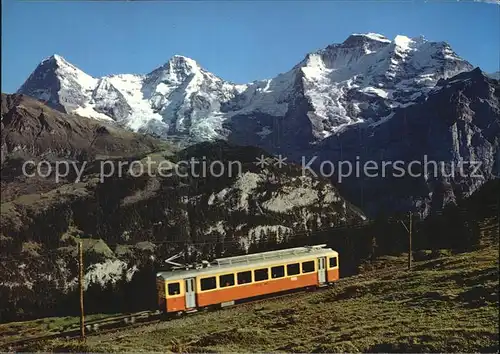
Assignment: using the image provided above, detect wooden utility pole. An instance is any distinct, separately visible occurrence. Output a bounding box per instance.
[408,212,413,270]
[78,241,85,341]
[399,212,413,270]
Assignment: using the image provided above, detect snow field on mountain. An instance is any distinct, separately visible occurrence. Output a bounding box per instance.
[18,33,473,142]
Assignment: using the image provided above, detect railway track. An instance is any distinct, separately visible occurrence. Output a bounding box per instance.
[2,265,406,349]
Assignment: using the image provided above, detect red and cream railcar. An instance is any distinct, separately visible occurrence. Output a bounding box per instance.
[156,244,339,313]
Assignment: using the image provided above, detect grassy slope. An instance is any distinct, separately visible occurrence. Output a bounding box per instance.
[11,245,498,353]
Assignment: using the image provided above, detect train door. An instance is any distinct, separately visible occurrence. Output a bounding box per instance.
[185,278,196,309]
[318,257,326,284]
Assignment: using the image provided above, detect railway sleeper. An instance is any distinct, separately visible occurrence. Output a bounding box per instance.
[85,323,100,332]
[123,316,136,325]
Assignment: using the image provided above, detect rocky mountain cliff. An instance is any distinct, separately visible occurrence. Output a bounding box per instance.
[312,68,500,216]
[1,93,163,201]
[1,93,160,163]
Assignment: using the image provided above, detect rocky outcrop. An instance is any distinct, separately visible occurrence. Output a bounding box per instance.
[1,93,160,163]
[313,68,499,217]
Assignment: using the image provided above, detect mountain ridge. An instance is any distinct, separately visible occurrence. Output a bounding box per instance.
[14,33,499,217]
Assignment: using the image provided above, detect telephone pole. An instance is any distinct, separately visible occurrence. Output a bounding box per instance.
[78,241,85,341]
[408,212,412,270]
[400,211,413,270]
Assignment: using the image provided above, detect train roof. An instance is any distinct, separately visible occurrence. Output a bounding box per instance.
[157,245,338,281]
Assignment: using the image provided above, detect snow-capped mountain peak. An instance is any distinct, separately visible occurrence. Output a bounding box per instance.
[18,53,99,115]
[18,33,474,143]
[148,55,203,86]
[39,54,73,68]
[168,55,201,70]
[294,33,473,137]
[40,54,97,88]
[41,54,65,65]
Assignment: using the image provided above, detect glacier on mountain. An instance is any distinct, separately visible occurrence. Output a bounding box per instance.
[18,33,473,144]
[11,33,500,219]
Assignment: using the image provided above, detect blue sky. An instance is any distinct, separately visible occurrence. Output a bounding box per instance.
[2,0,499,93]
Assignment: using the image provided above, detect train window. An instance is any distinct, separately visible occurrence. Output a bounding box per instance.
[287,263,300,276]
[237,271,252,285]
[254,268,269,282]
[302,260,315,273]
[200,276,217,291]
[329,257,338,268]
[219,273,235,288]
[271,265,285,278]
[167,282,180,296]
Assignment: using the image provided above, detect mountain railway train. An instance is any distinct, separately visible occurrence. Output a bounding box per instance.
[156,245,339,314]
